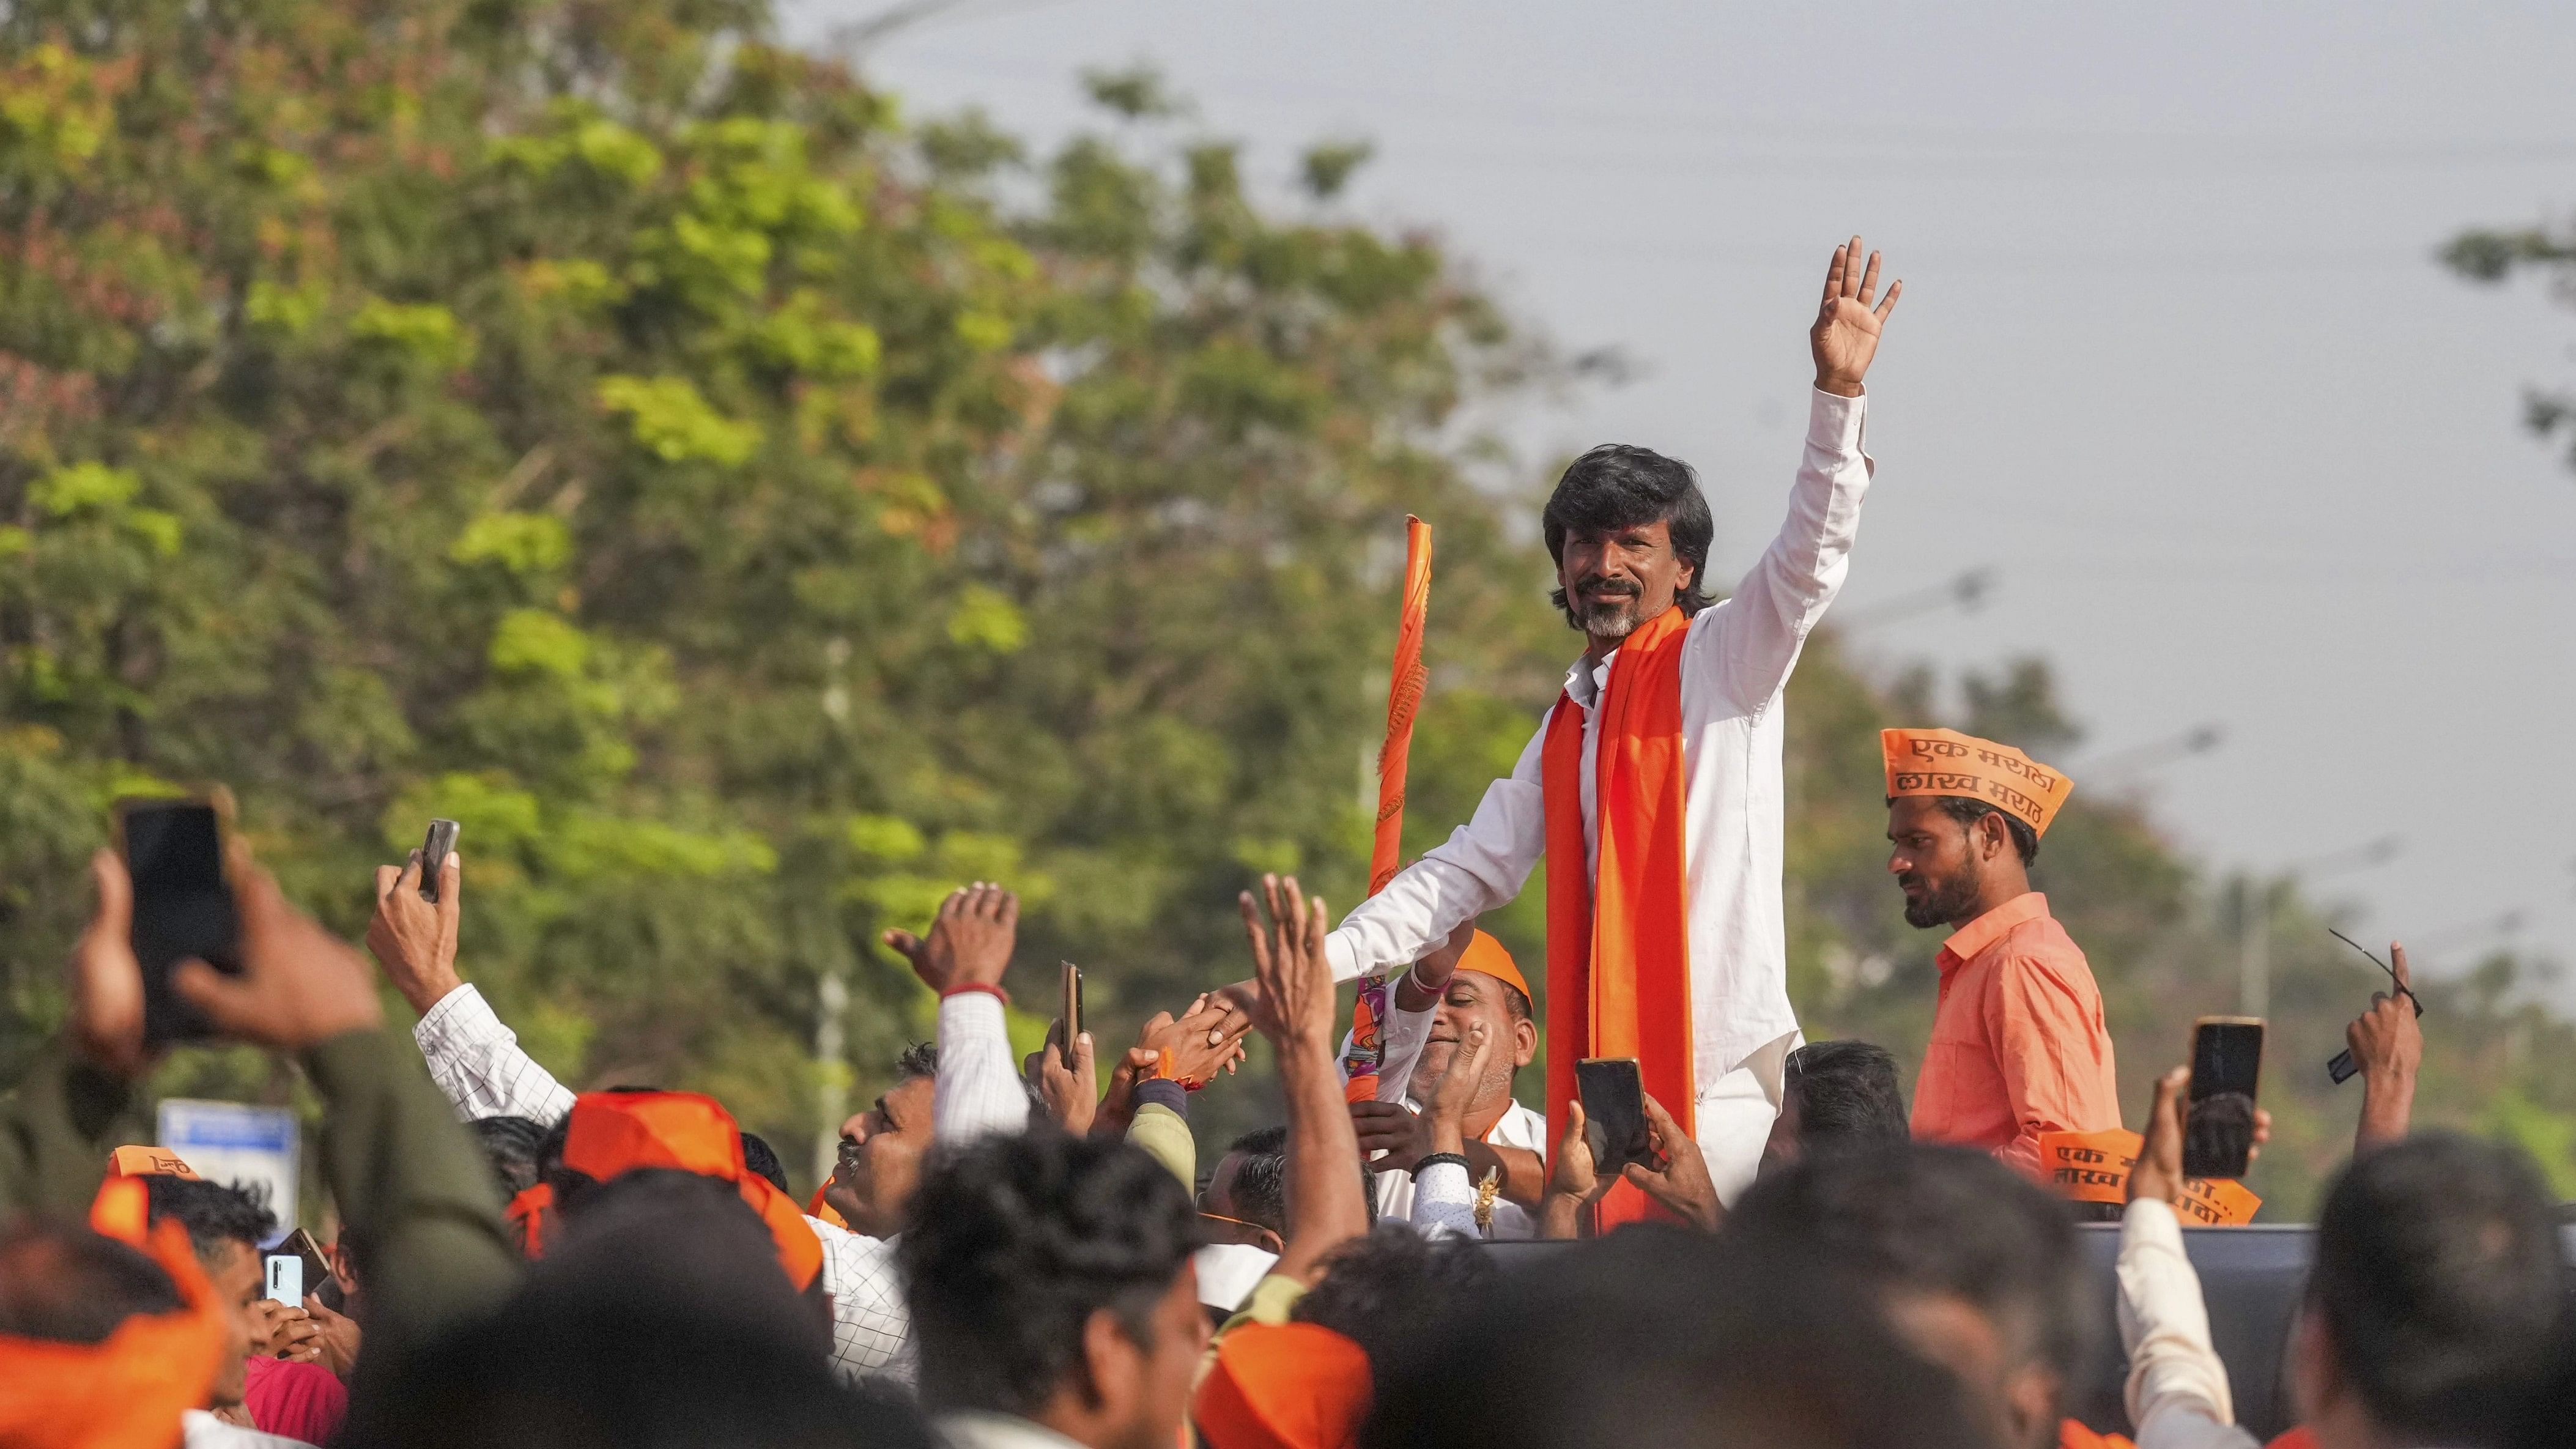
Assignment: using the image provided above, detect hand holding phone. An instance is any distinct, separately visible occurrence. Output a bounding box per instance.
[265,1253,303,1306]
[417,819,460,902]
[1576,1058,1653,1177]
[1058,962,1084,1070]
[2182,1017,2264,1180]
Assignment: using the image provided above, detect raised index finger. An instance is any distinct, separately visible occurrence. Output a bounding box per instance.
[2388,941,2411,995]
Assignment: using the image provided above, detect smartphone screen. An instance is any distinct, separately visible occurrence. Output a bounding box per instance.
[2183,1018,2265,1179]
[418,819,460,902]
[122,800,242,1045]
[1576,1057,1650,1176]
[265,1253,302,1305]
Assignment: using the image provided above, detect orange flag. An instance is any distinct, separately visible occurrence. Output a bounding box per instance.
[1343,517,1433,1103]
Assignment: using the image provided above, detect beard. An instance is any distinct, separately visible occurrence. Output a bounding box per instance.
[1567,579,1647,639]
[1900,862,1985,929]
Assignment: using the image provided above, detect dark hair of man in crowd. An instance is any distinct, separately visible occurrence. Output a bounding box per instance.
[1291,1222,1498,1371]
[0,1217,185,1344]
[145,1176,277,1262]
[1728,1144,2090,1447]
[1930,795,2041,865]
[1541,445,1717,624]
[2308,1132,2569,1448]
[738,1132,791,1197]
[344,1169,924,1449]
[1783,1041,1910,1155]
[898,1129,1199,1418]
[1365,1225,1993,1449]
[469,1114,548,1198]
[896,1040,939,1080]
[1222,1126,1289,1234]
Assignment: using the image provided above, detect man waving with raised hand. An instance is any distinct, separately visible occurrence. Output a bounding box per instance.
[1322,238,1901,1223]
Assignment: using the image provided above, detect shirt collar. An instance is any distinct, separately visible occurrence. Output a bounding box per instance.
[1563,650,1617,709]
[1938,892,2051,968]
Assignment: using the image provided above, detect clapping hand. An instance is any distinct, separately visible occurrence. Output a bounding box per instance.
[1421,1021,1493,1157]
[1810,235,1901,398]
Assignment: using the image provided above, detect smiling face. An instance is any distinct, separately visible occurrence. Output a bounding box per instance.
[1555,519,1693,646]
[202,1239,261,1407]
[827,1072,936,1237]
[1412,970,1538,1114]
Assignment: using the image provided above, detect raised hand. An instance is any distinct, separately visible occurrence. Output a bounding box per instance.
[366,848,462,1016]
[2133,1066,2276,1205]
[1810,235,1901,398]
[68,850,149,1078]
[883,882,1019,993]
[176,865,384,1051]
[1394,920,1478,1012]
[1423,1021,1493,1156]
[1620,1093,1722,1231]
[302,1292,361,1379]
[1140,993,1252,1087]
[1238,874,1332,1053]
[1024,1018,1098,1134]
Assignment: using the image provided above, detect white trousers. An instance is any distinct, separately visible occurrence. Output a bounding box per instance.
[1694,1030,1799,1207]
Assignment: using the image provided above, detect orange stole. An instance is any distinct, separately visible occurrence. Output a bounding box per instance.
[1543,604,1697,1230]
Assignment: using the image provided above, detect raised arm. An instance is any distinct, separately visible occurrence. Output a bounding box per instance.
[1695,237,1894,710]
[1244,875,1372,1284]
[884,883,1031,1144]
[1322,723,1548,984]
[2120,1069,2260,1449]
[2348,942,2422,1153]
[369,852,575,1125]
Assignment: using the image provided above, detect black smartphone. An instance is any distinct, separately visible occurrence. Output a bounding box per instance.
[275,1227,332,1303]
[1058,962,1084,1070]
[118,798,243,1047]
[418,818,461,902]
[2184,1017,2265,1180]
[1577,1056,1651,1176]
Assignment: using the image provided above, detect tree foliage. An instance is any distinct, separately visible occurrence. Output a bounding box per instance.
[2445,216,2576,474]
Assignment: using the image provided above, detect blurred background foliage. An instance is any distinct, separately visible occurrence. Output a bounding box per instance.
[0,0,2564,1216]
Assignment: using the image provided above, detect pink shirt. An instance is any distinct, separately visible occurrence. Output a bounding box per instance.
[243,1355,344,1447]
[1910,892,2122,1177]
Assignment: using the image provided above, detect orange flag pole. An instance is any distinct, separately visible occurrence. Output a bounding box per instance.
[1343,516,1433,1102]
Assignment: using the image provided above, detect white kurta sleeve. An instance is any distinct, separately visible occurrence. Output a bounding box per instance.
[1323,719,1550,983]
[931,991,1030,1144]
[2119,1199,2259,1449]
[1692,388,1872,716]
[410,984,577,1126]
[1407,1158,1481,1239]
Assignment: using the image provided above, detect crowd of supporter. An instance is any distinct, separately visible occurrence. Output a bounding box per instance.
[0,841,2561,1449]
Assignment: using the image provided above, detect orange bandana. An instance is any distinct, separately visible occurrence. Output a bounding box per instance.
[1881,728,2073,837]
[1194,1322,1372,1449]
[561,1092,823,1291]
[804,1185,849,1231]
[0,1210,228,1449]
[1544,604,1697,1231]
[2036,1129,2262,1226]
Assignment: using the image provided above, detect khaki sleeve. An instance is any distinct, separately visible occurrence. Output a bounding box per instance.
[0,1041,141,1218]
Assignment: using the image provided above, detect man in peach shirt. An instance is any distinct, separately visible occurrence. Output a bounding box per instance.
[1881,728,2120,1180]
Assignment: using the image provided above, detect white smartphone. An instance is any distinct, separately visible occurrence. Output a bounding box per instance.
[265,1253,302,1305]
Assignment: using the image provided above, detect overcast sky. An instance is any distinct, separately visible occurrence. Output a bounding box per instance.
[783,1,2576,1006]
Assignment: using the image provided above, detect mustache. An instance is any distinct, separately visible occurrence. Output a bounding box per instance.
[1576,577,1641,598]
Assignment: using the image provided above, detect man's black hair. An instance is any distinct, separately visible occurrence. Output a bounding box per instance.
[0,1218,185,1343]
[1220,1127,1290,1234]
[469,1114,549,1197]
[2309,1132,2569,1448]
[895,1042,939,1080]
[144,1175,277,1262]
[1926,795,2041,865]
[738,1132,791,1196]
[1541,444,1717,625]
[899,1129,1198,1418]
[1728,1144,2090,1382]
[1365,1225,1993,1449]
[344,1168,927,1449]
[1782,1041,1909,1155]
[1292,1222,1498,1370]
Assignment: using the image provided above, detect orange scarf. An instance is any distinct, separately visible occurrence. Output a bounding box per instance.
[1543,603,1697,1231]
[0,1187,228,1449]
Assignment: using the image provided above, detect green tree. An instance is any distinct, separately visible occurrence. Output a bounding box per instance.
[2444,217,2576,475]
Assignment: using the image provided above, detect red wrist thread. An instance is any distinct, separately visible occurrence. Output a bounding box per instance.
[939,982,1010,1006]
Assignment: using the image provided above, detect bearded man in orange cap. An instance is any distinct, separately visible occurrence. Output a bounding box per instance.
[1881,728,2120,1178]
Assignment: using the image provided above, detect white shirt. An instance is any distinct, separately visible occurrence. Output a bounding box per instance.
[936,1412,1089,1449]
[2117,1199,2258,1449]
[1323,388,1873,1094]
[182,1411,311,1449]
[410,982,1029,1384]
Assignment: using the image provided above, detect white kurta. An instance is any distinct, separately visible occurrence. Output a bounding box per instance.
[1323,387,1872,1187]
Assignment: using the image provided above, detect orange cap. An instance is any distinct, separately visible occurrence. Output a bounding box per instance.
[1881,728,2073,838]
[1193,1322,1372,1449]
[103,1146,198,1181]
[0,1215,228,1449]
[561,1091,823,1291]
[1456,930,1530,1004]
